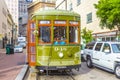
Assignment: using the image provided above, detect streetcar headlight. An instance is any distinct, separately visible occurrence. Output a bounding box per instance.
[59,52,64,58]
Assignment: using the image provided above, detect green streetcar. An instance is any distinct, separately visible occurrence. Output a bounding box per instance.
[27,9,81,71]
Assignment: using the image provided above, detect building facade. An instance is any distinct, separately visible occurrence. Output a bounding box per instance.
[19,0,32,18]
[5,0,19,45]
[5,0,19,27]
[56,0,117,41]
[19,0,32,37]
[28,0,56,19]
[0,0,14,48]
[19,13,28,37]
[18,0,55,37]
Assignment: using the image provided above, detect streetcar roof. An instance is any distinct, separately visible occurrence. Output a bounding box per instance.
[32,9,80,18]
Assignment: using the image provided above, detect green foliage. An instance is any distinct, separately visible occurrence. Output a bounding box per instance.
[81,27,93,44]
[94,0,120,30]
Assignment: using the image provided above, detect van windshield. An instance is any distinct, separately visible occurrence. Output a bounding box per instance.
[111,44,120,53]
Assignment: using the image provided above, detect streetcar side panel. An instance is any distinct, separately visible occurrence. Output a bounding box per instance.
[36,45,80,66]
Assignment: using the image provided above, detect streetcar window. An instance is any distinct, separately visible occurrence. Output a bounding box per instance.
[69,27,78,43]
[30,22,35,29]
[39,26,51,43]
[54,26,66,44]
[31,30,35,42]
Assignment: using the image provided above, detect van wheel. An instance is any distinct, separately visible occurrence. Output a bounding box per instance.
[115,64,120,79]
[86,57,93,68]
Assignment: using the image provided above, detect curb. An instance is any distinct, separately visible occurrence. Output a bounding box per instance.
[15,65,28,80]
[0,65,23,73]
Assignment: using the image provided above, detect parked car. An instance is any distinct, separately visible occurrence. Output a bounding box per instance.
[18,41,26,48]
[14,45,23,53]
[83,41,120,79]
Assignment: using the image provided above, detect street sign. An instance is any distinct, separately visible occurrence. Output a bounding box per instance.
[0,34,2,36]
[0,34,3,39]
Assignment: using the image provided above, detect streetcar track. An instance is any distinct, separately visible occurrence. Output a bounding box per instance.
[22,63,120,80]
[65,70,76,80]
[36,70,76,80]
[36,72,40,80]
[25,67,76,80]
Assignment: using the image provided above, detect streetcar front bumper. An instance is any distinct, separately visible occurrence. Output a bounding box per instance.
[36,64,81,71]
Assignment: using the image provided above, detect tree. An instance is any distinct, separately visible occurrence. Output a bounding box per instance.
[94,0,120,36]
[81,27,93,44]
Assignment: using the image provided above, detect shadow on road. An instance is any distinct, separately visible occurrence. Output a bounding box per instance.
[72,62,92,75]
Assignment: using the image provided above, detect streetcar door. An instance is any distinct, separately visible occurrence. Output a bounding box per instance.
[27,20,36,66]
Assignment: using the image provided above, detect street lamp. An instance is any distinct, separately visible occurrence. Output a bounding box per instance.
[11,23,16,45]
[11,28,13,45]
[8,32,10,44]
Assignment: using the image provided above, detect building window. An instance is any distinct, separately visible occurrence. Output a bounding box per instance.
[77,0,81,6]
[2,22,6,30]
[87,12,92,24]
[111,37,116,41]
[69,3,73,11]
[106,37,110,41]
[102,37,105,41]
[26,0,32,2]
[101,36,116,41]
[42,0,50,2]
[2,8,7,17]
[42,0,45,2]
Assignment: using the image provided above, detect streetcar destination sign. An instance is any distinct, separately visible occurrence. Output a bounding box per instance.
[54,21,66,24]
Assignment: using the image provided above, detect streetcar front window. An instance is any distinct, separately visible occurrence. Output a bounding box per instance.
[39,26,51,43]
[54,26,66,45]
[69,26,78,43]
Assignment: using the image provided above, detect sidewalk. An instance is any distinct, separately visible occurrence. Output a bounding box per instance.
[0,49,26,80]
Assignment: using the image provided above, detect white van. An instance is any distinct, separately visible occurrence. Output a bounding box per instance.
[83,41,120,79]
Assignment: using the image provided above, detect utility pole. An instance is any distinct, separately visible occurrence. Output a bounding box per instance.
[65,0,67,10]
[55,0,67,10]
[11,26,13,45]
